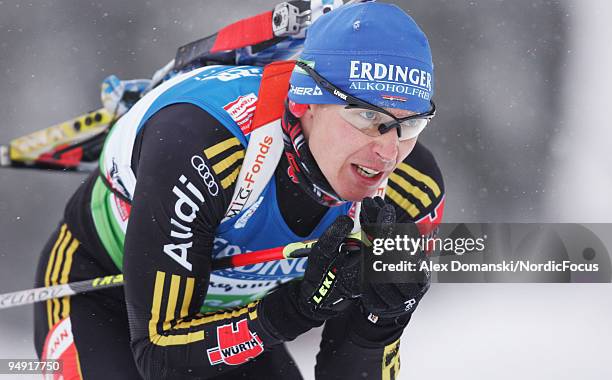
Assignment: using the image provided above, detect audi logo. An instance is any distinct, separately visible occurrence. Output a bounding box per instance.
[191,155,219,196]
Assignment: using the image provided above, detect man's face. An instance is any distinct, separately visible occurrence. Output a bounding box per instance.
[300,104,419,201]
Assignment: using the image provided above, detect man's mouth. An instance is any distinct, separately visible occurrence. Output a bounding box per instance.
[353,164,383,179]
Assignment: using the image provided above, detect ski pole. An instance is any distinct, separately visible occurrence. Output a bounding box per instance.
[0,232,362,310]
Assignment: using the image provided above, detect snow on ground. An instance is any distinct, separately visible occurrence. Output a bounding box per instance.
[0,284,611,379]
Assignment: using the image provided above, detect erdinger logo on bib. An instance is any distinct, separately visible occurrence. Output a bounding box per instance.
[207,318,264,366]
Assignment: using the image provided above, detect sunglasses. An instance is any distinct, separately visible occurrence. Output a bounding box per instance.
[295,61,436,141]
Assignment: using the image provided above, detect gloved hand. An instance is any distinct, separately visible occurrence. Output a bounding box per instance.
[295,215,362,320]
[359,196,430,323]
[259,215,362,341]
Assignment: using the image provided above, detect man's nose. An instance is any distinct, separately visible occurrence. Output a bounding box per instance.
[372,129,399,163]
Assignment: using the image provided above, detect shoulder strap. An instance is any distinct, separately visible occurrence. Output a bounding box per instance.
[222,61,295,222]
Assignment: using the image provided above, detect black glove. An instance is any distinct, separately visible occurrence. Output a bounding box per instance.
[259,215,362,341]
[296,215,362,320]
[359,197,430,323]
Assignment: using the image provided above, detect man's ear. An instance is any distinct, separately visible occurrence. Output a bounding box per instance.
[288,100,309,117]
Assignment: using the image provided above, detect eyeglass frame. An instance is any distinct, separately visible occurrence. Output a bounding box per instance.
[295,60,436,139]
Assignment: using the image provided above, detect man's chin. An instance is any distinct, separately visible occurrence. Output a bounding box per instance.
[335,186,381,202]
[331,171,389,202]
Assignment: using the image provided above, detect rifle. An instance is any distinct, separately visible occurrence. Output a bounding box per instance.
[0,1,357,172]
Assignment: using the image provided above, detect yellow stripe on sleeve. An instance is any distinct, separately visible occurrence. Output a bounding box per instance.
[51,231,71,283]
[397,163,441,197]
[59,239,79,284]
[163,275,181,331]
[45,224,67,329]
[155,331,205,346]
[149,271,205,347]
[382,339,401,380]
[386,187,420,218]
[221,166,241,189]
[52,231,72,325]
[45,225,67,287]
[204,137,240,160]
[149,271,165,344]
[248,306,258,320]
[180,277,195,319]
[389,172,432,208]
[175,301,259,329]
[212,150,245,175]
[60,238,79,319]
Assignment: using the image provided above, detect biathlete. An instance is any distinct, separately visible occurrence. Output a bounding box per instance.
[34,3,445,379]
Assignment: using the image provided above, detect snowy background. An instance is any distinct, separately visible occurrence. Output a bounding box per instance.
[1,0,611,379]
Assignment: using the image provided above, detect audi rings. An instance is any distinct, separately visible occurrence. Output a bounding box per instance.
[191,155,219,196]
